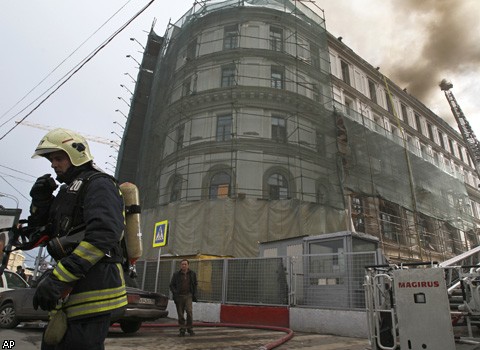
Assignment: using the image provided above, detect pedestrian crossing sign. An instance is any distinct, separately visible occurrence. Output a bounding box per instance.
[153,220,168,247]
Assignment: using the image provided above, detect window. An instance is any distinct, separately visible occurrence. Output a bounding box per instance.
[466,227,477,250]
[448,138,455,155]
[176,124,185,151]
[310,43,320,68]
[209,172,230,199]
[271,66,284,89]
[4,271,28,289]
[415,113,422,134]
[352,196,365,233]
[445,223,459,254]
[433,151,440,167]
[444,157,453,174]
[465,170,471,186]
[368,80,377,103]
[379,200,402,243]
[186,38,197,60]
[340,60,350,85]
[385,91,394,114]
[170,176,182,202]
[268,173,288,199]
[472,201,480,219]
[373,114,383,132]
[391,125,399,138]
[427,122,434,141]
[221,64,236,87]
[269,26,283,51]
[223,24,238,50]
[344,96,355,116]
[458,145,464,162]
[401,104,408,124]
[406,133,416,153]
[216,115,232,141]
[438,130,445,149]
[271,116,286,142]
[417,214,437,251]
[420,142,429,159]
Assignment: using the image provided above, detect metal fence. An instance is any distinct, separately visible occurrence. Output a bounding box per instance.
[135,251,378,310]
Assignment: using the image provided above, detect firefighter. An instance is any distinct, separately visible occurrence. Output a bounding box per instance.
[29,128,127,350]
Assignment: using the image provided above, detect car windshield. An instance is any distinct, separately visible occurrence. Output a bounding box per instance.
[5,271,29,288]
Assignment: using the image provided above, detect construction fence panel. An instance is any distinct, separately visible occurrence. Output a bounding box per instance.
[225,257,289,306]
[292,252,376,309]
[137,252,378,310]
[190,258,225,302]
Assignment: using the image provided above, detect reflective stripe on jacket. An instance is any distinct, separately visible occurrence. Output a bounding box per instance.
[62,263,127,319]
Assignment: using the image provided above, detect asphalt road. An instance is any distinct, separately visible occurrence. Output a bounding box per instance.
[3,321,480,350]
[1,321,371,350]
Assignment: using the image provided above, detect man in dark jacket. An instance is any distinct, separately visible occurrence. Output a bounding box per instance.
[169,259,198,336]
[29,128,127,350]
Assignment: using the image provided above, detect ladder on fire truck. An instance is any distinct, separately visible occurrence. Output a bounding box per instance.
[439,79,480,179]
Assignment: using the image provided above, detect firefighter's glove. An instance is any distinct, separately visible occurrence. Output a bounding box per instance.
[33,275,69,311]
[30,174,58,207]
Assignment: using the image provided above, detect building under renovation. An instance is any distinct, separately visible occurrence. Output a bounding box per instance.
[116,0,480,264]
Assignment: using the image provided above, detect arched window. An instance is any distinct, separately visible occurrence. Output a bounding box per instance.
[209,172,231,199]
[170,176,182,202]
[267,173,288,199]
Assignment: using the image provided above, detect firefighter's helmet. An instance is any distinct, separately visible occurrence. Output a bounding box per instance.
[32,128,93,166]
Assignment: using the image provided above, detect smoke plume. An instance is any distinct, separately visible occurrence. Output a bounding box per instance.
[387,0,480,104]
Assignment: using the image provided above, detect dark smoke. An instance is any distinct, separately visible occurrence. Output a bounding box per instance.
[387,0,480,104]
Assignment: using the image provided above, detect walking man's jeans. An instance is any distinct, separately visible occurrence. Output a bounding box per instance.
[175,293,193,333]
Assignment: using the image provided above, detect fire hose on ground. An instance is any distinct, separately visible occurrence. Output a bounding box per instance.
[111,321,294,350]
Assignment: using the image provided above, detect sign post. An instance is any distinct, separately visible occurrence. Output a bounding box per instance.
[153,220,168,292]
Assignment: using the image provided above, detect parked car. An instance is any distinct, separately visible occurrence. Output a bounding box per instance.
[0,272,168,333]
[114,285,170,333]
[0,269,29,293]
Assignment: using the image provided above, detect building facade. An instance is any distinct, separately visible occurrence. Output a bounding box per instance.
[117,0,480,263]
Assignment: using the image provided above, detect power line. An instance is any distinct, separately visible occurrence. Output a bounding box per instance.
[0,0,156,140]
[0,172,32,184]
[16,121,114,145]
[0,175,30,201]
[0,0,134,127]
[0,164,37,179]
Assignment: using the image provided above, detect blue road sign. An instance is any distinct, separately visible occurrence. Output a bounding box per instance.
[153,220,168,247]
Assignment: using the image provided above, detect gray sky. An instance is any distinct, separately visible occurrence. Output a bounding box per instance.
[0,0,479,229]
